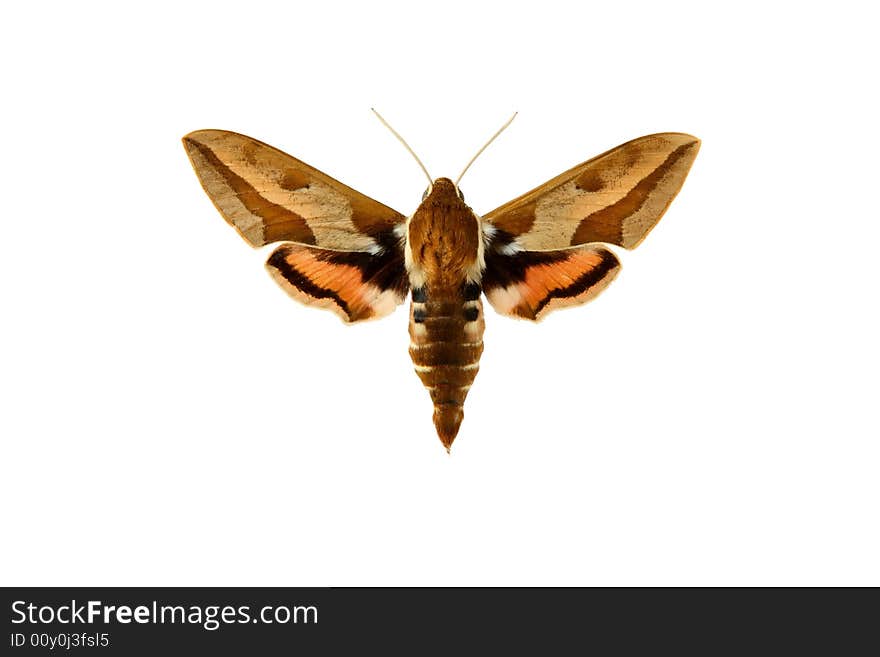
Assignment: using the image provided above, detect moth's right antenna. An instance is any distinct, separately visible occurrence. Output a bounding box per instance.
[455,112,518,188]
[371,108,433,187]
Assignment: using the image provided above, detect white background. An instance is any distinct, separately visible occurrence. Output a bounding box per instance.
[2,1,877,586]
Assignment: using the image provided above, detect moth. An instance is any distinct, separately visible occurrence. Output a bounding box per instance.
[182,115,699,450]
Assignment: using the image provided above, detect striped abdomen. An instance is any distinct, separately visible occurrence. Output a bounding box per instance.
[409,283,484,450]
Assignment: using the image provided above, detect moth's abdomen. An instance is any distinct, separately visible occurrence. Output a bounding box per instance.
[408,286,485,450]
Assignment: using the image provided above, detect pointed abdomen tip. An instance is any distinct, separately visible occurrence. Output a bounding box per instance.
[433,405,463,451]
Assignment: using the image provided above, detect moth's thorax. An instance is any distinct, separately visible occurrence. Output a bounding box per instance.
[405,178,482,289]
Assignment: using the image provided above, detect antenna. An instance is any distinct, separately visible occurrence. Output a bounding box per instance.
[454,112,518,187]
[371,108,433,186]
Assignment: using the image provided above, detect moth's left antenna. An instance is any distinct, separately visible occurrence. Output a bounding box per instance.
[371,108,433,186]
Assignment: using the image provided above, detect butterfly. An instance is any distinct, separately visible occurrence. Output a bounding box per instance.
[182,117,699,450]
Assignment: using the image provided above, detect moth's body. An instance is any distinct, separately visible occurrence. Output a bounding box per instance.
[406,178,485,447]
[183,127,700,451]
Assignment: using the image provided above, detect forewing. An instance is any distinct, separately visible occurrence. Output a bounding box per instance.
[183,129,405,251]
[483,133,700,250]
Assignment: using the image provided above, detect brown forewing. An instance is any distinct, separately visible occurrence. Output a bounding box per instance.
[483,133,700,250]
[183,129,405,251]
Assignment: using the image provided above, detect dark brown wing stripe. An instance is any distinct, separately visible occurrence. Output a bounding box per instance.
[184,130,408,253]
[570,142,695,247]
[184,138,316,246]
[483,133,699,252]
